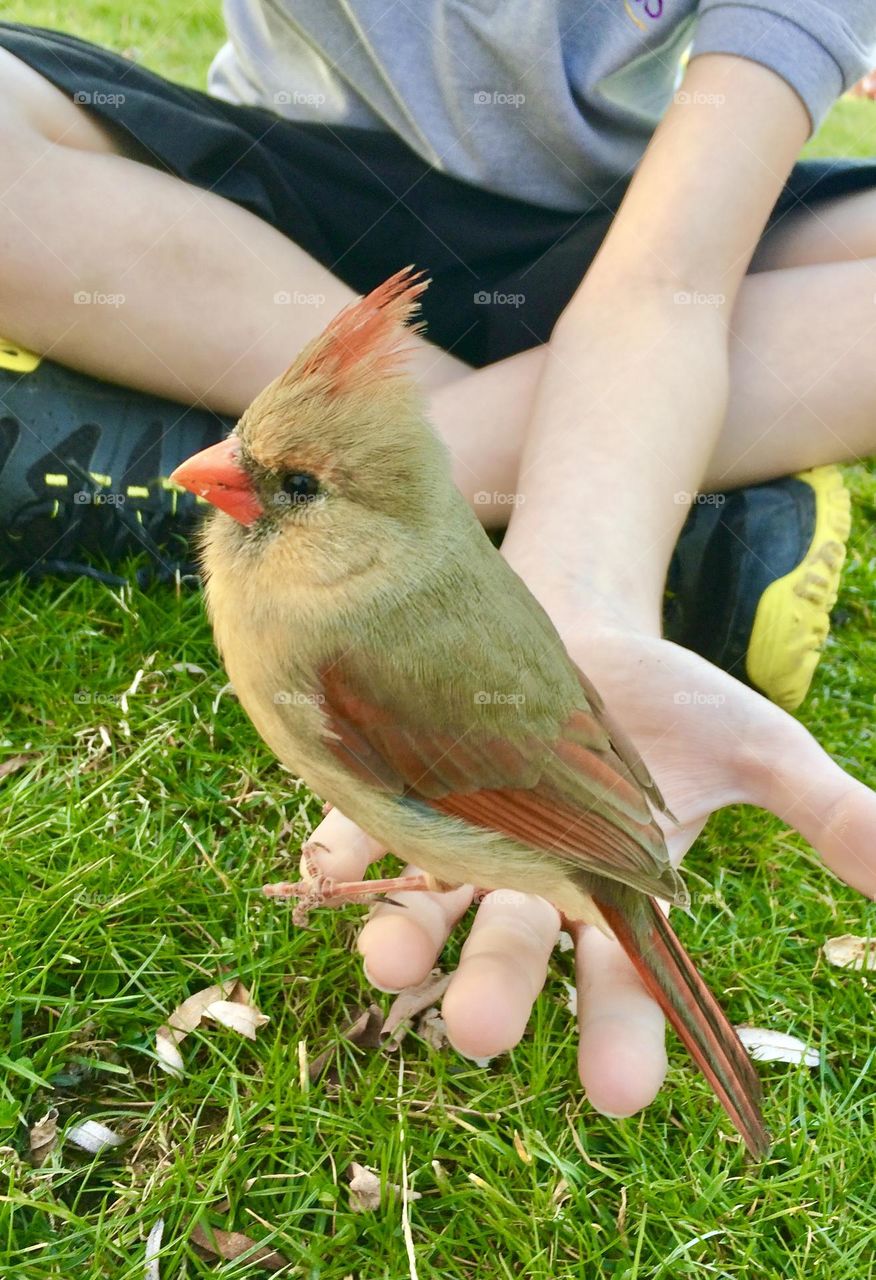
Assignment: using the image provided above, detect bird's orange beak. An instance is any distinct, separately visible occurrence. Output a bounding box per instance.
[170,436,264,526]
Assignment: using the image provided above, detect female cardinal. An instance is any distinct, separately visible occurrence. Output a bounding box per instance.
[171,266,768,1158]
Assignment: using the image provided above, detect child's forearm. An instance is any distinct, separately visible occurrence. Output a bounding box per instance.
[499,55,809,634]
[500,289,729,634]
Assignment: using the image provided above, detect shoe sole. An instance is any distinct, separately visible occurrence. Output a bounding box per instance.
[745,466,851,711]
[0,336,40,373]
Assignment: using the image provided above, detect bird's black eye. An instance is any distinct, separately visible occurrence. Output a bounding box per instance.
[278,471,321,507]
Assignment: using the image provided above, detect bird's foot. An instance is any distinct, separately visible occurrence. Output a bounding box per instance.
[262,871,435,924]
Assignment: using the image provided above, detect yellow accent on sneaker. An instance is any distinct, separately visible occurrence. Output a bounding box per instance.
[45,473,69,488]
[0,337,41,373]
[745,466,851,712]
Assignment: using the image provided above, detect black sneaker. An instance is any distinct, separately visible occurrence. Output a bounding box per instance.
[0,338,851,711]
[0,338,232,586]
[664,468,851,711]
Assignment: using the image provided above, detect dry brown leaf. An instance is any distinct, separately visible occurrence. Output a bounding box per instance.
[383,970,451,1039]
[202,1000,270,1040]
[345,1003,385,1048]
[67,1119,125,1154]
[155,1033,185,1077]
[308,1003,384,1083]
[29,1108,58,1167]
[0,753,38,781]
[348,1162,382,1213]
[735,1026,819,1066]
[347,1161,422,1213]
[417,1007,449,1051]
[190,1223,287,1272]
[166,980,238,1035]
[823,934,876,971]
[157,979,263,1075]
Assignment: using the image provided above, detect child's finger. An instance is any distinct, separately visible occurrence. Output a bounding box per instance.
[300,806,387,881]
[356,864,473,991]
[573,921,668,1117]
[441,890,560,1059]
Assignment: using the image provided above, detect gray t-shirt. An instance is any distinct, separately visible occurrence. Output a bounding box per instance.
[208,1,876,212]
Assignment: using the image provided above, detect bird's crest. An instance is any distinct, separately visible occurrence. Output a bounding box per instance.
[284,266,430,394]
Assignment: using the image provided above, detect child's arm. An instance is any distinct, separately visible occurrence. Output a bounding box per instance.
[501,53,810,633]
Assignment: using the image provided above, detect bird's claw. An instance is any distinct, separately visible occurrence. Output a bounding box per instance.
[262,871,437,924]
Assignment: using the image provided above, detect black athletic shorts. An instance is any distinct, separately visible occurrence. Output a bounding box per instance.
[3,21,876,367]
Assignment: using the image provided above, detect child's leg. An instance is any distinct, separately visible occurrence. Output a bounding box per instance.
[0,46,466,413]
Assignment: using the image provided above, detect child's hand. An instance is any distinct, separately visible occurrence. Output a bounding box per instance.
[298,624,876,1118]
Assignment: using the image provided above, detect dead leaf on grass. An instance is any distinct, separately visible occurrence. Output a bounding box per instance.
[202,1000,269,1040]
[190,1222,288,1272]
[735,1026,819,1066]
[29,1108,58,1166]
[157,979,267,1075]
[348,1162,382,1212]
[383,970,451,1041]
[308,1003,384,1083]
[823,934,876,971]
[0,753,39,781]
[67,1119,125,1154]
[348,1162,422,1213]
[416,1007,449,1051]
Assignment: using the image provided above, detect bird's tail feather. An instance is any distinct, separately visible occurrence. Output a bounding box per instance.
[594,892,769,1159]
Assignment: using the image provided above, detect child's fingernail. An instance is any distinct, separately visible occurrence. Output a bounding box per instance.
[362,957,402,994]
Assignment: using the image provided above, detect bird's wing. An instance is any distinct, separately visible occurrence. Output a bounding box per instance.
[316,601,683,903]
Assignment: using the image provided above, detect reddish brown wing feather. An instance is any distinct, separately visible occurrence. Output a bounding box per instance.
[574,665,675,819]
[596,894,769,1157]
[319,662,683,902]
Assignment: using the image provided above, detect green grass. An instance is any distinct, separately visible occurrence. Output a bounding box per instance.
[3,6,876,1277]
